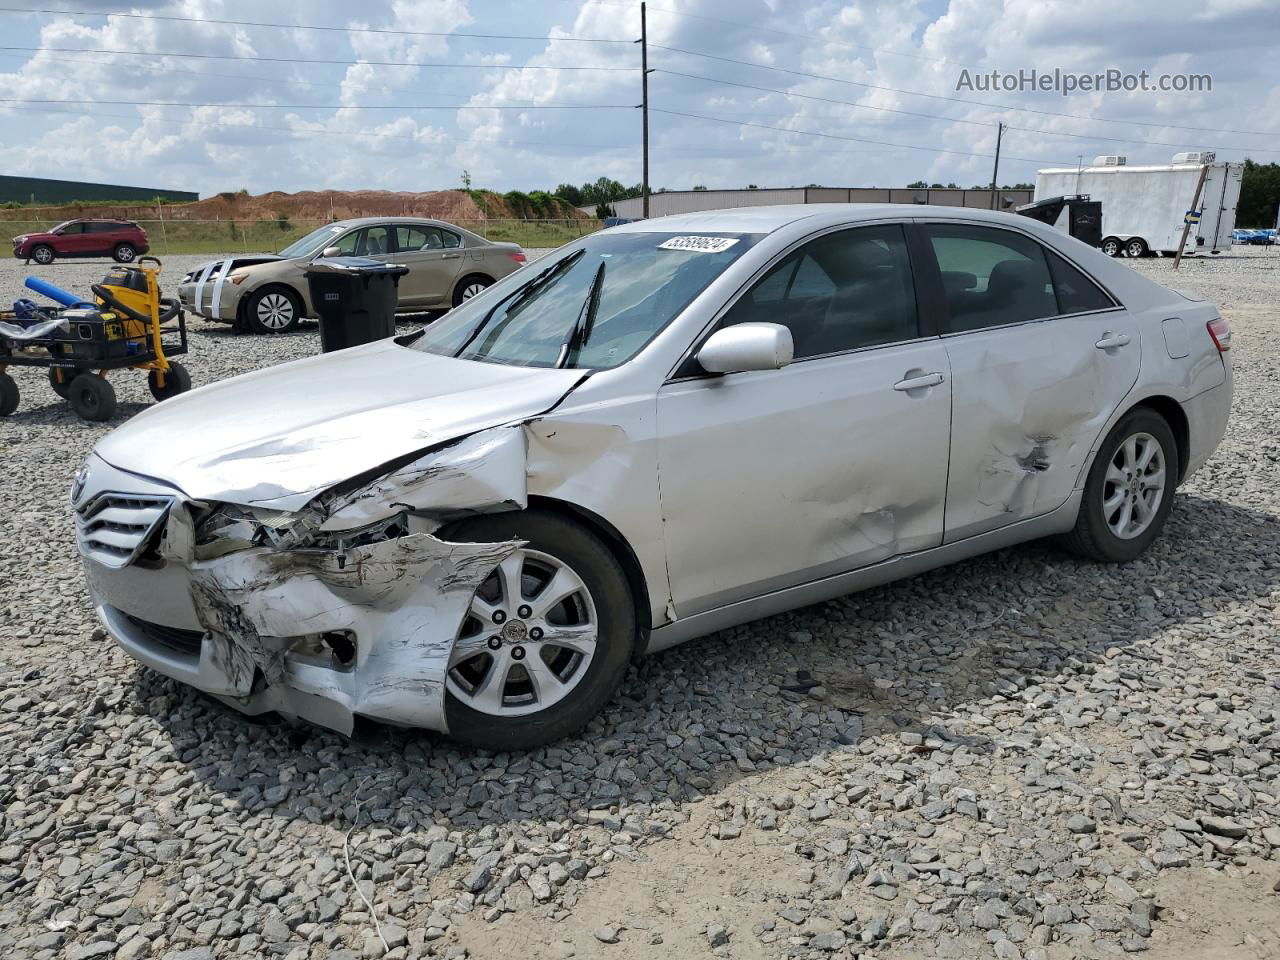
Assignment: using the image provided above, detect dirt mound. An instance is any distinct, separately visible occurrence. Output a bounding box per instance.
[0,189,584,223]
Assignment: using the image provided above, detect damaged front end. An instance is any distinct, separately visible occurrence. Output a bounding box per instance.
[82,427,530,736]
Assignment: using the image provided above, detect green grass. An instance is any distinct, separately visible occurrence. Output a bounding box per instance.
[1,217,599,256]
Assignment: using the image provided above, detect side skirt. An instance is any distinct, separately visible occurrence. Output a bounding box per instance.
[645,492,1082,654]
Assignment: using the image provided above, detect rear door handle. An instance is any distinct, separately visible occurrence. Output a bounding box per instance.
[1095,333,1131,349]
[442,252,461,259]
[893,371,945,392]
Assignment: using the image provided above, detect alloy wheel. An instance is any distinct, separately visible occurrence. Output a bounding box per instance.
[256,292,296,330]
[461,281,488,301]
[32,247,53,264]
[447,548,598,717]
[1102,432,1166,540]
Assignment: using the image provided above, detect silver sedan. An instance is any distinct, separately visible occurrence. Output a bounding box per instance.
[75,204,1232,750]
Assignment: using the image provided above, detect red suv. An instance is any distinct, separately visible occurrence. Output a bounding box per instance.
[12,219,150,265]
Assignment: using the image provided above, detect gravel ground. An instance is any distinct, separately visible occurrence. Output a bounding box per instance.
[0,249,1277,960]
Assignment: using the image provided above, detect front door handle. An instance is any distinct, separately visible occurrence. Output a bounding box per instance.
[442,252,462,259]
[1095,332,1131,349]
[893,371,945,392]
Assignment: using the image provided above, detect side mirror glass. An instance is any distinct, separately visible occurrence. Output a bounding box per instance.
[320,246,341,258]
[697,322,794,375]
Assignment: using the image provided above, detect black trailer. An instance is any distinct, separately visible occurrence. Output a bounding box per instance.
[1016,195,1103,248]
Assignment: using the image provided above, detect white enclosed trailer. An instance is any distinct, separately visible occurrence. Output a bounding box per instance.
[1035,154,1243,257]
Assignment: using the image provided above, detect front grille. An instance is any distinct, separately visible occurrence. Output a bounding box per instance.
[122,611,204,658]
[76,492,174,568]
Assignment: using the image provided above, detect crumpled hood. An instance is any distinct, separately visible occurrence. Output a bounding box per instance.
[93,339,584,510]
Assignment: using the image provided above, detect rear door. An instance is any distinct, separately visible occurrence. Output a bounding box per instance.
[919,221,1141,542]
[391,225,465,306]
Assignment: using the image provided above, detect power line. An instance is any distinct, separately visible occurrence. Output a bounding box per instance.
[0,5,634,43]
[0,50,552,110]
[651,108,1071,165]
[652,44,1280,139]
[545,0,962,66]
[0,45,633,71]
[657,68,1280,155]
[0,97,632,110]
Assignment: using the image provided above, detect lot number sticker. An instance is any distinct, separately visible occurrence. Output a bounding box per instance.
[657,236,740,254]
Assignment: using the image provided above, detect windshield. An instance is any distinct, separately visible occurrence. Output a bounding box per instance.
[278,224,345,259]
[408,231,759,369]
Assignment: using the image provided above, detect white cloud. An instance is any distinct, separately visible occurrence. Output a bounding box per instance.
[0,0,1276,196]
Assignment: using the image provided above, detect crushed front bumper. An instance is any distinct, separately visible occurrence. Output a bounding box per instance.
[77,454,517,736]
[177,267,242,323]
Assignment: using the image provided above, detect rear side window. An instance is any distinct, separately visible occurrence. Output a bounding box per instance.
[1046,250,1115,314]
[719,223,918,358]
[926,224,1056,332]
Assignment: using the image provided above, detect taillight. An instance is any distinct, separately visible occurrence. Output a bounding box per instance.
[507,252,527,263]
[1206,317,1231,352]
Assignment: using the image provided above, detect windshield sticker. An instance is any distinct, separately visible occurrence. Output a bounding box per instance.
[657,236,740,254]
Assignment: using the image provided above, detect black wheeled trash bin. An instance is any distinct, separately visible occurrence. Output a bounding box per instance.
[304,256,410,352]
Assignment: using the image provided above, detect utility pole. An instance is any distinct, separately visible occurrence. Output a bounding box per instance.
[988,121,1004,211]
[639,2,650,219]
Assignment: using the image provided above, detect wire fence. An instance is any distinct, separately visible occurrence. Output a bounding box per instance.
[1,217,600,257]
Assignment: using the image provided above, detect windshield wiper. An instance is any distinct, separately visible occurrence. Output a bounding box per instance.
[556,260,606,369]
[453,248,585,358]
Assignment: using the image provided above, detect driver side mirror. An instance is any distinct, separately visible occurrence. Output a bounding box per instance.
[697,322,794,375]
[320,246,341,258]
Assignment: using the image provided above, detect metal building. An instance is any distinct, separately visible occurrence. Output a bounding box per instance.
[596,185,1034,220]
[0,175,198,206]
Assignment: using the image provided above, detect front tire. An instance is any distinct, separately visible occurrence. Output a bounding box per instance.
[1060,407,1178,563]
[246,287,302,334]
[30,245,54,265]
[112,243,137,263]
[441,510,636,751]
[452,274,493,307]
[148,361,191,401]
[1100,238,1120,257]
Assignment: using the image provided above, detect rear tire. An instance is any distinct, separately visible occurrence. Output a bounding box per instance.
[112,243,137,263]
[30,245,54,265]
[452,274,493,307]
[148,361,191,401]
[441,510,636,751]
[48,368,75,399]
[68,373,117,422]
[0,373,19,416]
[1059,407,1178,563]
[1124,237,1148,258]
[1100,237,1121,258]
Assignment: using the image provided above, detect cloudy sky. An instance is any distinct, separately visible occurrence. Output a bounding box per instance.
[0,0,1277,197]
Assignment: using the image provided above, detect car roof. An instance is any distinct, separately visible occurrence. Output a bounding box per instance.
[606,203,1037,235]
[331,216,461,228]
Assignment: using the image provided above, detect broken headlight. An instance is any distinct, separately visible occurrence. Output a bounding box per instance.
[194,504,411,559]
[194,503,323,557]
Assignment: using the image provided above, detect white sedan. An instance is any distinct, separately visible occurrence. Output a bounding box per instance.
[75,204,1233,750]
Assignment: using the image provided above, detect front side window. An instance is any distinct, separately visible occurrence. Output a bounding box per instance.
[408,231,760,369]
[718,224,919,358]
[926,224,1057,332]
[57,221,85,235]
[335,226,393,257]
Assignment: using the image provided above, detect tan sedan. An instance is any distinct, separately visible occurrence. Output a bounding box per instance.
[178,217,527,333]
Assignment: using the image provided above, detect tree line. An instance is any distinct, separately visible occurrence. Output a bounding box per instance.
[531,162,1280,226]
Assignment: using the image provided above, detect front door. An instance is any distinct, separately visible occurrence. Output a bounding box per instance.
[919,221,1142,542]
[391,225,466,307]
[656,223,953,617]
